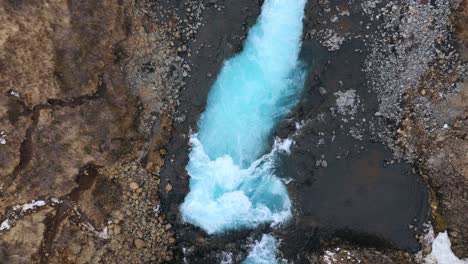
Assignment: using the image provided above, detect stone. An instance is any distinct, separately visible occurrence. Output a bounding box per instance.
[194,237,206,245]
[137,230,144,238]
[130,182,139,190]
[319,86,328,95]
[69,243,82,255]
[114,225,121,235]
[322,160,328,168]
[134,239,145,249]
[115,211,124,221]
[165,183,173,192]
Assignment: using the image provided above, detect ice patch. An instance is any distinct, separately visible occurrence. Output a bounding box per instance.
[425,231,468,264]
[13,200,46,212]
[10,90,20,97]
[0,131,6,145]
[98,226,109,239]
[0,219,11,231]
[50,197,61,204]
[323,250,337,264]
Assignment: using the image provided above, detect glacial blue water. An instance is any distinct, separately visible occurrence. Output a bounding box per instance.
[180,0,307,234]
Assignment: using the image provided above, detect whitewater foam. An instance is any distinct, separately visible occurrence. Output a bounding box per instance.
[180,0,307,233]
[243,234,280,264]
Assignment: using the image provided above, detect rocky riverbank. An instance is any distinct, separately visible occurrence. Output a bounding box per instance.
[0,0,190,262]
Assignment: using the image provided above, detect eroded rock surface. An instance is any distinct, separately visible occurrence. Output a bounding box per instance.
[0,0,189,262]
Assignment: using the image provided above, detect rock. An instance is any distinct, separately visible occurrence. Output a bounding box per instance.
[319,86,328,95]
[134,239,145,249]
[322,160,328,168]
[194,237,206,245]
[115,211,124,221]
[0,0,190,262]
[130,182,139,190]
[136,230,144,238]
[114,225,121,235]
[69,243,82,255]
[165,183,173,192]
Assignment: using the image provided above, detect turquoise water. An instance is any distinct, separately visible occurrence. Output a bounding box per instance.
[180,0,307,234]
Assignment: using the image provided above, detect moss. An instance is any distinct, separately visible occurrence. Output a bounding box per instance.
[430,187,448,232]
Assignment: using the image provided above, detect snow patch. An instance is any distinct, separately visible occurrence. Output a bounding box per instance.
[0,131,6,145]
[98,227,109,239]
[0,219,11,231]
[425,231,468,264]
[323,250,337,264]
[50,197,61,204]
[13,200,47,212]
[10,90,20,97]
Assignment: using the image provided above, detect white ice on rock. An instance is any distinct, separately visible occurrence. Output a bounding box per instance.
[0,130,6,145]
[0,219,11,231]
[425,231,468,264]
[12,200,46,212]
[0,200,48,232]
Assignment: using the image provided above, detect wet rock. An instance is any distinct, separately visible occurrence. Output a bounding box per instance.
[319,86,328,95]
